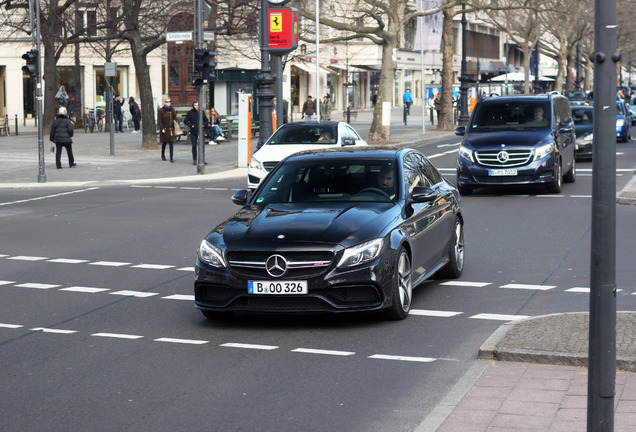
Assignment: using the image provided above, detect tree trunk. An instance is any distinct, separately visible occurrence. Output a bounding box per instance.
[438,9,455,131]
[129,33,158,150]
[369,40,397,143]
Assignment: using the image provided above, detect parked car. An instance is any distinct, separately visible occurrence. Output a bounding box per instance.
[455,93,576,194]
[571,106,593,159]
[616,100,632,142]
[195,147,464,320]
[247,121,368,189]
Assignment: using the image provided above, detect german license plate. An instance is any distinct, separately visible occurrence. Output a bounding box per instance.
[489,169,517,176]
[248,280,308,295]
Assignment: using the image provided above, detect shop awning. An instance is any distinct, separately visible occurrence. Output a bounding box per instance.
[352,64,381,72]
[291,63,315,74]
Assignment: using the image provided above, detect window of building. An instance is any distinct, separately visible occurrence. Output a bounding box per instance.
[76,6,97,37]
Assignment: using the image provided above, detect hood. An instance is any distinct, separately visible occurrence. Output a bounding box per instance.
[253,143,342,164]
[212,203,397,249]
[464,129,552,150]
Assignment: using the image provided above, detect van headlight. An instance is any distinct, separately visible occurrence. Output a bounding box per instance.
[533,143,553,161]
[458,145,474,162]
[617,118,625,127]
[198,240,226,268]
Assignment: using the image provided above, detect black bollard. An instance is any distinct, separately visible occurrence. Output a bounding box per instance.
[14,114,18,136]
[346,106,351,124]
[403,105,407,125]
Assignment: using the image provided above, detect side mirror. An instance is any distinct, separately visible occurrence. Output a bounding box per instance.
[559,122,574,133]
[455,126,466,136]
[411,186,437,203]
[232,189,251,206]
[341,138,356,147]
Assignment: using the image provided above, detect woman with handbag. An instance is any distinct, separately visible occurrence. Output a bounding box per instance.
[158,97,177,162]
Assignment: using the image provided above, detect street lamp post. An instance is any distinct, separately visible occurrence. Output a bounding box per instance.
[254,0,276,150]
[458,3,470,126]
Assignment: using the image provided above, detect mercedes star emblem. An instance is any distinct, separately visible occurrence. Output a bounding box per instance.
[266,254,288,278]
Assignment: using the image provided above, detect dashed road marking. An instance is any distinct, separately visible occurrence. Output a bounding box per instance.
[31,327,77,334]
[440,281,491,287]
[7,255,48,261]
[47,258,90,264]
[60,286,110,293]
[500,283,556,290]
[15,283,61,289]
[109,290,158,298]
[92,332,144,340]
[291,348,355,356]
[369,354,436,363]
[89,261,132,267]
[154,337,209,345]
[410,309,463,317]
[131,264,175,270]
[162,294,194,301]
[470,313,530,321]
[220,342,278,350]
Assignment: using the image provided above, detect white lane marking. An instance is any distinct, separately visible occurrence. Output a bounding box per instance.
[205,187,230,191]
[220,342,278,350]
[91,333,143,339]
[0,323,23,328]
[0,254,8,257]
[154,338,209,345]
[7,255,48,261]
[571,195,592,198]
[109,290,158,298]
[369,354,436,363]
[0,187,99,206]
[130,185,153,188]
[131,264,175,270]
[567,287,589,293]
[180,187,201,190]
[291,348,355,356]
[440,281,491,287]
[47,258,89,264]
[89,261,132,267]
[427,153,446,159]
[31,327,77,334]
[177,267,195,272]
[15,283,60,289]
[162,294,194,301]
[0,280,16,286]
[154,186,178,189]
[537,195,564,198]
[410,309,463,317]
[470,313,530,321]
[500,283,556,290]
[60,286,110,293]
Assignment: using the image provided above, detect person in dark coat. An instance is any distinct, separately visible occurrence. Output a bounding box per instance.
[49,106,76,169]
[183,101,210,165]
[158,97,177,162]
[128,96,141,133]
[113,94,123,132]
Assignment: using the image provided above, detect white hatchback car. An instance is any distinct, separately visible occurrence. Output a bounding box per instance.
[248,121,368,189]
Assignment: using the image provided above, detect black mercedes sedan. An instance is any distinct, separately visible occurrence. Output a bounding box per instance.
[194,147,465,320]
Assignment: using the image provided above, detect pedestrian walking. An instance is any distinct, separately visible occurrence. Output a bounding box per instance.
[371,90,378,107]
[434,93,442,125]
[301,96,316,121]
[158,97,177,162]
[128,97,141,133]
[403,88,413,115]
[113,94,123,132]
[184,101,210,165]
[49,106,76,169]
[320,96,332,121]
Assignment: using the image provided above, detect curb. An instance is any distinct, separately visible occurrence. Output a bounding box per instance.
[617,170,636,205]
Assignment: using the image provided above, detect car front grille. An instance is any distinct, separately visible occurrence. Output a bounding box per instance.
[475,149,533,167]
[226,251,334,279]
[263,161,279,172]
[329,285,381,303]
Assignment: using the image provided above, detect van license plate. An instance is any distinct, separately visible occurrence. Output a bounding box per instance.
[489,169,517,176]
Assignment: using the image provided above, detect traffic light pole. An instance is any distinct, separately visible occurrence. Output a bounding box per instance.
[34,0,45,183]
[255,0,275,150]
[195,0,205,174]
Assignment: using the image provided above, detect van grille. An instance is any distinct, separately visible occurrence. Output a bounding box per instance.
[475,149,533,167]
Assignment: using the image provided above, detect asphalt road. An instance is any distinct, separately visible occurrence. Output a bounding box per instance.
[1,136,636,431]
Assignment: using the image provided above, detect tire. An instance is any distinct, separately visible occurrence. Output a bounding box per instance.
[383,247,412,320]
[458,184,473,196]
[438,217,465,279]
[548,162,562,193]
[564,157,576,183]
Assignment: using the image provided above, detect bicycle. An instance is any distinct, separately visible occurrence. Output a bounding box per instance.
[84,108,95,133]
[95,108,104,133]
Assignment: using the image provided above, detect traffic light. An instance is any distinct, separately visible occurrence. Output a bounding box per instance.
[22,49,38,78]
[192,49,216,86]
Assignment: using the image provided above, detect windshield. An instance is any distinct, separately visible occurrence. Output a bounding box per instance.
[254,159,398,205]
[469,100,551,130]
[572,108,593,125]
[267,124,338,145]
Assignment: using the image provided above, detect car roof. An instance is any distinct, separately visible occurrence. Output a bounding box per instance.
[478,94,563,104]
[284,146,406,161]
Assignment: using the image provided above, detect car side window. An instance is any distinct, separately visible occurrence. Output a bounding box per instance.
[418,154,443,186]
[341,125,360,141]
[403,153,426,192]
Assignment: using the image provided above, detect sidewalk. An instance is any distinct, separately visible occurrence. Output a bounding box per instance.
[3,106,636,431]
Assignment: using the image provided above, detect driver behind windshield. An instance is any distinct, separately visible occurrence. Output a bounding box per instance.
[371,164,396,198]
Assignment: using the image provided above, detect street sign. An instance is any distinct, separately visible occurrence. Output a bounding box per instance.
[105,62,117,77]
[166,31,193,42]
[268,8,298,55]
[204,31,215,42]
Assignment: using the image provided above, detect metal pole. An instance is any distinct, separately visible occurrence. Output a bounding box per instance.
[196,0,205,174]
[587,0,618,429]
[420,11,425,135]
[315,0,320,121]
[458,3,470,126]
[35,0,45,183]
[108,83,114,155]
[276,56,283,126]
[255,0,275,150]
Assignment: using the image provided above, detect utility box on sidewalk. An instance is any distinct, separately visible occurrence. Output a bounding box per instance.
[237,94,253,168]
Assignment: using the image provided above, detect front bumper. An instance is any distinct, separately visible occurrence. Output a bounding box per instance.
[456,155,557,188]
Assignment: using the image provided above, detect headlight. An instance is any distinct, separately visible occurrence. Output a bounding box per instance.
[198,240,226,268]
[616,118,625,127]
[458,145,474,162]
[533,143,553,161]
[337,238,383,268]
[581,133,594,143]
[249,157,263,170]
